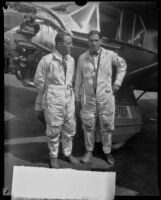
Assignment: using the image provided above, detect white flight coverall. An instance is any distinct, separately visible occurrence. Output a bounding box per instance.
[34,51,76,158]
[75,47,127,153]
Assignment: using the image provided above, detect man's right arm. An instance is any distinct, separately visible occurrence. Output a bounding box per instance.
[34,57,47,93]
[34,57,48,121]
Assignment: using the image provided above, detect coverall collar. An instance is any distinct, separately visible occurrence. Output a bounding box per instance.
[52,50,70,61]
[86,47,103,61]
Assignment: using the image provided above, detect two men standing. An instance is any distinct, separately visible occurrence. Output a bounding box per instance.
[34,30,127,168]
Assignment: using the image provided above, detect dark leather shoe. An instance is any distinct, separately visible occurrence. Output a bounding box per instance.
[49,157,60,169]
[105,153,115,165]
[81,151,93,163]
[66,155,80,165]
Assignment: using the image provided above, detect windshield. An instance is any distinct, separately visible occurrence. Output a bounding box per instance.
[100,6,157,52]
[119,11,146,47]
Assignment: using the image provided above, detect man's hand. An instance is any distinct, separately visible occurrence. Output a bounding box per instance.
[112,84,120,96]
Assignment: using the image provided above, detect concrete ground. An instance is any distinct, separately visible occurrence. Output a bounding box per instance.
[4,74,159,197]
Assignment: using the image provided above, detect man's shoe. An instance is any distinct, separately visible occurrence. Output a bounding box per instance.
[66,155,80,165]
[49,157,60,169]
[105,153,115,165]
[81,151,93,163]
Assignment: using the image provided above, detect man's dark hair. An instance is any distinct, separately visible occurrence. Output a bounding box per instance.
[88,30,101,39]
[55,31,72,46]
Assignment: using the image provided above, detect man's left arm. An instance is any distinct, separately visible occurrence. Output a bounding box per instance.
[112,52,127,95]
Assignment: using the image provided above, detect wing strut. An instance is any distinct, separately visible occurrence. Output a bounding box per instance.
[136,91,146,101]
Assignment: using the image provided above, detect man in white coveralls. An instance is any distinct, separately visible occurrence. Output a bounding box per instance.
[75,30,127,165]
[34,31,79,168]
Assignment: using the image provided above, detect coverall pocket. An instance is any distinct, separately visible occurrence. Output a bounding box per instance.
[99,112,114,131]
[44,109,63,127]
[46,92,55,102]
[63,118,76,135]
[105,84,112,93]
[81,113,96,131]
[105,89,111,93]
[46,125,62,137]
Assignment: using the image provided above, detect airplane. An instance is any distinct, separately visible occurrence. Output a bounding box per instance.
[4,2,158,149]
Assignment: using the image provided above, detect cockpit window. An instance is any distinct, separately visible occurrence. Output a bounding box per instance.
[100,5,120,40]
[117,10,146,47]
[120,11,134,42]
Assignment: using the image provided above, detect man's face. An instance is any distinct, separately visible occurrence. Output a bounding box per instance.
[88,34,101,53]
[59,35,73,56]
